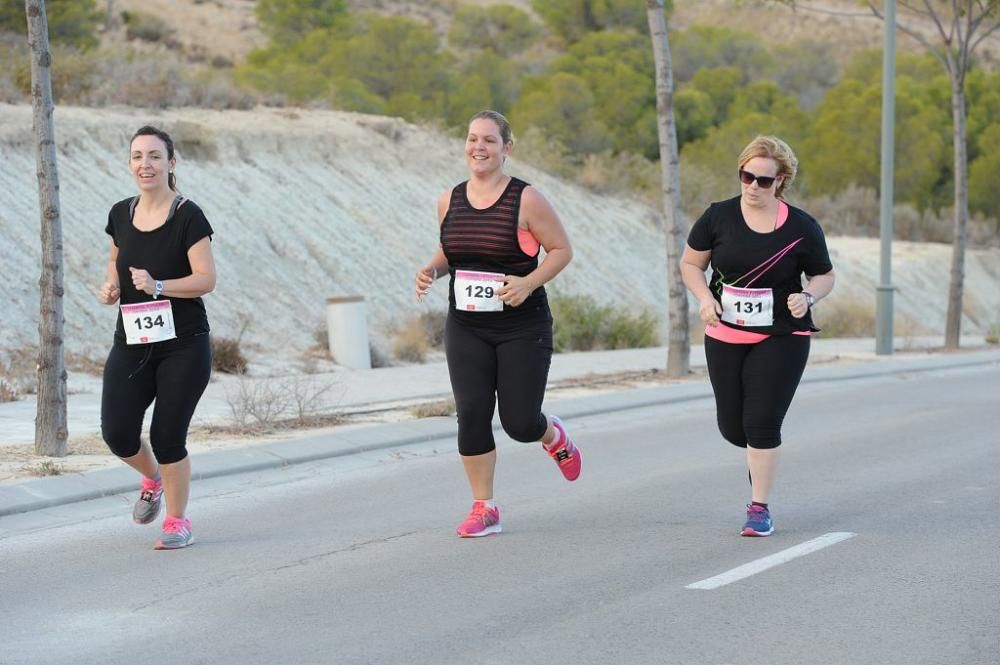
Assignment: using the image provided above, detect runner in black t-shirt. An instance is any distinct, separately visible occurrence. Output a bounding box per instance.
[97,126,216,550]
[413,111,581,538]
[680,135,835,537]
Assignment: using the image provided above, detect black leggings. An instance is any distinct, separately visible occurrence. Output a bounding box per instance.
[704,334,810,450]
[101,333,212,465]
[445,310,553,456]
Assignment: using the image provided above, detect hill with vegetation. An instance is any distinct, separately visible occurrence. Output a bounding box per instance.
[1,103,998,374]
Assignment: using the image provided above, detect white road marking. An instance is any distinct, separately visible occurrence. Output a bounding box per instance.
[686,532,857,590]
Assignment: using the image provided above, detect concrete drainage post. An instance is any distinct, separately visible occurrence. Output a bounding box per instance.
[326,296,372,369]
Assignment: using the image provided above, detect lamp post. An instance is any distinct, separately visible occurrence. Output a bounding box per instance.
[876,0,896,355]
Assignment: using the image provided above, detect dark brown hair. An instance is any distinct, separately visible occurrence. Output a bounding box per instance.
[130,125,177,191]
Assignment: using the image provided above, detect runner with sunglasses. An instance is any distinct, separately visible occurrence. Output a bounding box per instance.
[680,135,835,537]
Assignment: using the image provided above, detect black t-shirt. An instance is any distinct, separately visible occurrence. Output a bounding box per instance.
[105,196,214,343]
[687,196,833,335]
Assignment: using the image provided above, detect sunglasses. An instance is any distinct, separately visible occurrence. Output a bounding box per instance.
[739,169,779,189]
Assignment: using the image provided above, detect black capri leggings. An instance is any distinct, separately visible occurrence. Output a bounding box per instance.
[445,309,553,457]
[704,334,810,450]
[101,333,212,465]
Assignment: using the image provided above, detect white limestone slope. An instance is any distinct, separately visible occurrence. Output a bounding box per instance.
[0,104,996,370]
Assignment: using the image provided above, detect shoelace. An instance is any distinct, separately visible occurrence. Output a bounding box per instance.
[467,504,494,522]
[162,517,189,534]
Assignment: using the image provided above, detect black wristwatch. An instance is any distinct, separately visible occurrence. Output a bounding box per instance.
[802,291,816,308]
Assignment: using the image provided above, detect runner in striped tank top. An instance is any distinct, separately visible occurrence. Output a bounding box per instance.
[414,110,582,538]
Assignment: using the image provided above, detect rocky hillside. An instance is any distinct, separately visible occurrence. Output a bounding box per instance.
[1,104,997,370]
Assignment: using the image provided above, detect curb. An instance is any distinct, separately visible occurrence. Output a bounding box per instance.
[1,349,997,518]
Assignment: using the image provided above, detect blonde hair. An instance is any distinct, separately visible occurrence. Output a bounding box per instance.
[738,135,798,198]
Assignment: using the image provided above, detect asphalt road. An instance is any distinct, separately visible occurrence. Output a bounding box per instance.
[1,363,997,665]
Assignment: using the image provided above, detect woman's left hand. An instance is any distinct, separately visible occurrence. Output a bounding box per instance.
[787,292,810,319]
[129,267,155,295]
[499,275,536,307]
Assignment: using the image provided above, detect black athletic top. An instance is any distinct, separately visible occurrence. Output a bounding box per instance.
[105,196,214,343]
[440,176,547,319]
[687,196,832,335]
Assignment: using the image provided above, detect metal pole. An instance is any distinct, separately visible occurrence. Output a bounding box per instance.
[876,0,896,355]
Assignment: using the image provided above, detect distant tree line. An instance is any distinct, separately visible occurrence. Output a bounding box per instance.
[1,0,998,227]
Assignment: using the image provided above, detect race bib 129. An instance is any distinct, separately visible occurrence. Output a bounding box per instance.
[454,270,504,312]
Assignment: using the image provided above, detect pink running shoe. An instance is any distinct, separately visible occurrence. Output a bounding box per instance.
[154,515,194,550]
[132,476,163,525]
[455,501,501,538]
[545,416,581,481]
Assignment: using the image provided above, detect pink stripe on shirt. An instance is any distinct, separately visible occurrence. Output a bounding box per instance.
[706,201,809,344]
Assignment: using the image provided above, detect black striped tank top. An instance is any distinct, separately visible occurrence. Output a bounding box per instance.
[440,176,547,316]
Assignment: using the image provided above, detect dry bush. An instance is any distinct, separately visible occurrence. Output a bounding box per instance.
[812,298,875,337]
[171,120,220,161]
[301,324,334,370]
[22,460,64,477]
[226,376,290,431]
[225,374,338,432]
[579,151,660,204]
[212,336,248,374]
[66,352,105,376]
[514,127,579,181]
[392,318,431,363]
[419,311,448,348]
[285,374,338,423]
[411,398,456,418]
[0,378,19,403]
[7,45,258,110]
[0,347,38,398]
[801,187,998,246]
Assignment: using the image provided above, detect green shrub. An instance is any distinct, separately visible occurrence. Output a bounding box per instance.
[0,0,101,49]
[605,310,660,349]
[551,294,608,352]
[122,11,176,44]
[550,294,661,352]
[986,320,1000,345]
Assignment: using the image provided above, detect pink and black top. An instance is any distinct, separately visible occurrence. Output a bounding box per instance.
[687,196,832,342]
[440,176,546,318]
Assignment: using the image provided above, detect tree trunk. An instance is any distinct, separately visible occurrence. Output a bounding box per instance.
[944,77,969,350]
[25,0,68,457]
[645,0,690,377]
